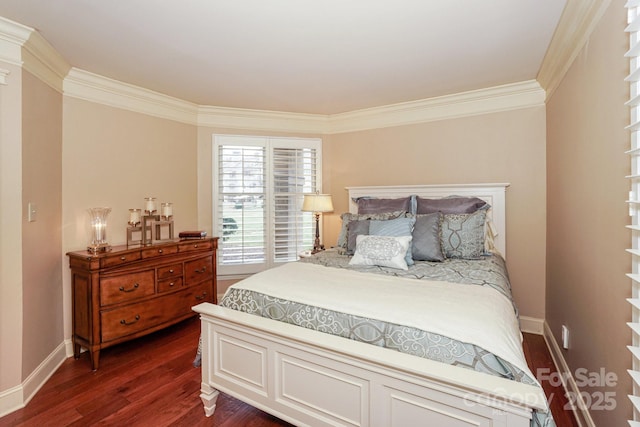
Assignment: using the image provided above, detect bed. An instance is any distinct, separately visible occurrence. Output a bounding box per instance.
[193,183,553,427]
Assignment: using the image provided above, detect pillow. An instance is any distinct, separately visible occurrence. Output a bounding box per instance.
[337,211,405,248]
[440,210,487,259]
[412,213,445,262]
[369,216,416,266]
[346,220,370,254]
[356,196,412,214]
[349,235,412,270]
[416,196,488,214]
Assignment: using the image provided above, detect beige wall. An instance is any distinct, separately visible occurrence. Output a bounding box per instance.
[323,107,547,319]
[62,98,198,338]
[21,71,64,377]
[546,3,631,425]
[0,62,24,397]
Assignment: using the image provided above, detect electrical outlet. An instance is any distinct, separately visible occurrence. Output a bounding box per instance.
[28,203,37,222]
[561,325,570,349]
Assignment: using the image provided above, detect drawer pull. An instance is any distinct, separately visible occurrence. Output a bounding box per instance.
[195,292,207,301]
[169,269,174,274]
[169,282,175,287]
[120,256,127,261]
[118,283,140,293]
[158,249,163,254]
[195,266,207,274]
[120,315,140,325]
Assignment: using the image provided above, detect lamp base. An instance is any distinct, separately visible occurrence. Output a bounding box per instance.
[311,213,325,254]
[87,243,111,254]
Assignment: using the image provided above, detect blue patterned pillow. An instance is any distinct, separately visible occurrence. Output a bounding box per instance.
[441,210,486,259]
[369,216,416,266]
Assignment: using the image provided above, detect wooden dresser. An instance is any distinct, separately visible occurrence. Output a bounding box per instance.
[67,237,218,370]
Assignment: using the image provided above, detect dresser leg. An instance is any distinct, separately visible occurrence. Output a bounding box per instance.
[73,341,81,359]
[90,350,100,370]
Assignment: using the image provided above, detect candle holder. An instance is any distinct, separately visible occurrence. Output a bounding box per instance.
[87,207,112,253]
[126,208,143,246]
[127,198,174,245]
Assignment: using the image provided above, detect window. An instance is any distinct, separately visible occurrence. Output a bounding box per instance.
[627,1,640,424]
[213,135,321,276]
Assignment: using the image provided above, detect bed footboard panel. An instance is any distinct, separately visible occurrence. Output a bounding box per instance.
[195,303,540,427]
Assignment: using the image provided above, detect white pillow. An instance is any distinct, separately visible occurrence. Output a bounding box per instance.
[349,235,412,270]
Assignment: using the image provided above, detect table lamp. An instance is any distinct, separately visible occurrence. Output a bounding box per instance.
[302,192,333,253]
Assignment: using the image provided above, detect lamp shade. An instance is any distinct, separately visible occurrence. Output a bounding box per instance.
[302,194,334,213]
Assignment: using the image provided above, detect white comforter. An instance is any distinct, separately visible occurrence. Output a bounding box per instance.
[226,261,535,383]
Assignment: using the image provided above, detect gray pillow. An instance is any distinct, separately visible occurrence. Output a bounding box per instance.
[412,213,445,262]
[356,197,412,214]
[337,211,405,248]
[441,210,486,259]
[346,220,370,254]
[416,196,488,214]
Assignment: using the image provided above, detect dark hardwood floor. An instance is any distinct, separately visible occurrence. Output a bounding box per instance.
[0,317,578,426]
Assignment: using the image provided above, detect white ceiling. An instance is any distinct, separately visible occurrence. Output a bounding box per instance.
[0,0,566,115]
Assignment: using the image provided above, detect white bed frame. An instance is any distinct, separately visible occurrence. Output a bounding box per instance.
[194,183,548,427]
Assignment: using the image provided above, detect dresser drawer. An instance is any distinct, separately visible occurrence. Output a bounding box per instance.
[157,263,182,280]
[184,256,213,285]
[100,270,155,306]
[178,240,212,253]
[101,301,177,342]
[101,288,200,342]
[101,250,141,268]
[158,277,183,293]
[142,245,178,259]
[182,283,213,309]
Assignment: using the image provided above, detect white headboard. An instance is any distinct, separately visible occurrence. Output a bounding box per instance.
[346,183,510,258]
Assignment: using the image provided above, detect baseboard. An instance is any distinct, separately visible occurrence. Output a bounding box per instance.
[520,316,545,334]
[0,340,68,418]
[0,384,23,418]
[543,321,596,427]
[64,337,75,357]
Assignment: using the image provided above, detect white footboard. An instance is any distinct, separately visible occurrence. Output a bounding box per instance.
[193,303,546,427]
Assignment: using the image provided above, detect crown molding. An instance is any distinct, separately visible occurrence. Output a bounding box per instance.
[197,105,328,134]
[64,68,199,125]
[537,0,611,101]
[325,80,545,134]
[0,16,31,66]
[21,31,70,93]
[65,70,544,134]
[0,16,69,93]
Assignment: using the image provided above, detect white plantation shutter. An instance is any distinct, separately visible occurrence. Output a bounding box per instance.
[272,143,318,262]
[214,135,321,276]
[627,2,640,425]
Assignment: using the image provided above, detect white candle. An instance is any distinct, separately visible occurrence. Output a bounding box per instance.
[162,203,173,218]
[94,221,104,243]
[145,197,156,214]
[129,209,141,225]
